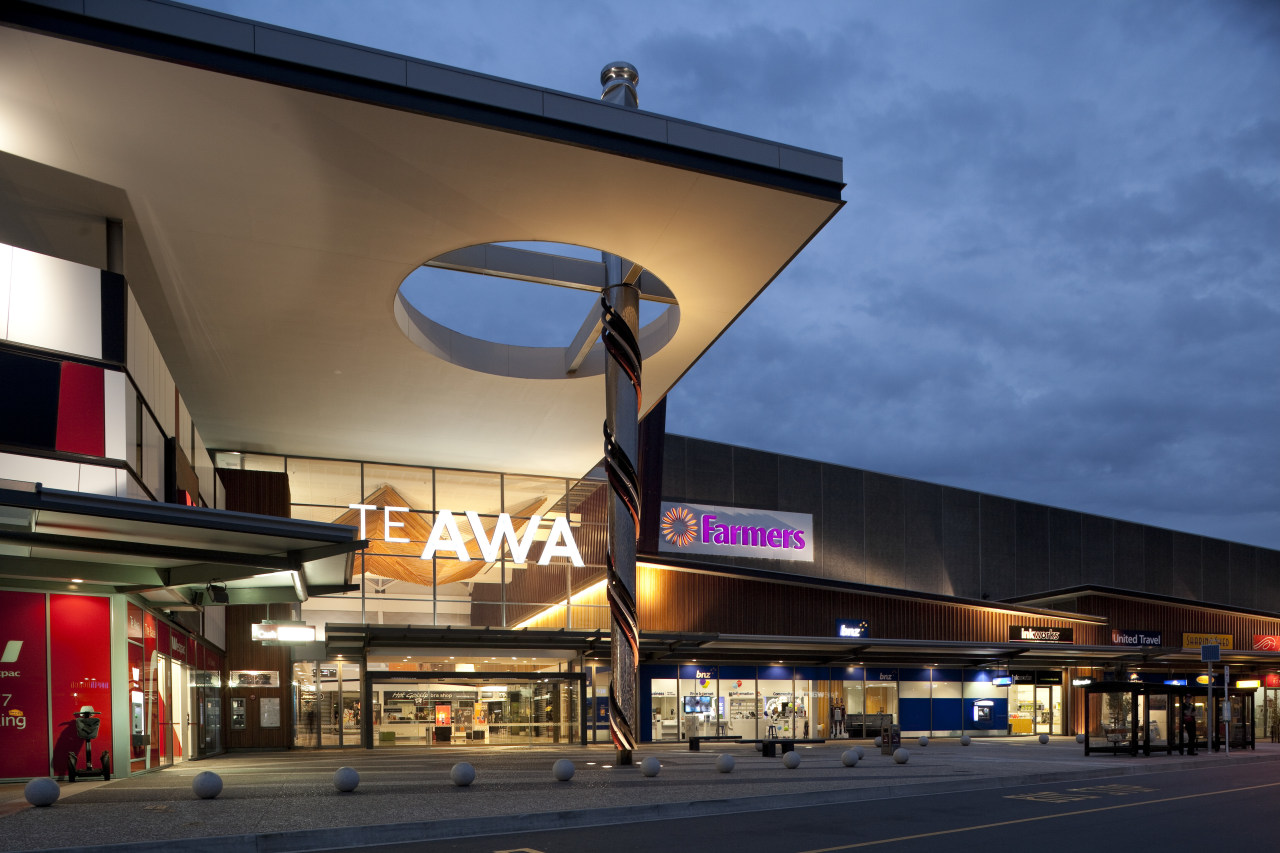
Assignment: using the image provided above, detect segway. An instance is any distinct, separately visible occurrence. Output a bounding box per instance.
[67,705,111,782]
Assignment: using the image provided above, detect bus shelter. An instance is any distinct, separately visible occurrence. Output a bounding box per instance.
[1083,680,1255,756]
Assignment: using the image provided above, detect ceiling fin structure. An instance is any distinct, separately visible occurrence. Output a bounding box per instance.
[0,0,843,478]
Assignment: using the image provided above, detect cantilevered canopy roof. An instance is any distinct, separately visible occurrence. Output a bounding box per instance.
[0,480,363,606]
[0,1,844,478]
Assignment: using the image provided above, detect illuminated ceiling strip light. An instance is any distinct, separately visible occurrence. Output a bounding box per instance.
[512,579,607,630]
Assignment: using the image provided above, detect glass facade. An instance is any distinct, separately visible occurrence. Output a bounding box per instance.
[642,665,1062,741]
[215,453,609,634]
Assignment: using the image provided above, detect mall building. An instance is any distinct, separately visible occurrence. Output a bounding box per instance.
[2,0,1279,782]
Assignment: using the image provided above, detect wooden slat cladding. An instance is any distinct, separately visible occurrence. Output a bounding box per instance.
[223,602,295,750]
[218,468,291,517]
[637,566,1102,643]
[1074,594,1280,648]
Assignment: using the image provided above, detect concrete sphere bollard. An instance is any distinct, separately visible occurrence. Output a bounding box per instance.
[893,748,910,764]
[782,751,802,769]
[1039,733,1050,745]
[918,736,929,747]
[873,736,883,747]
[715,754,735,773]
[552,759,575,782]
[24,778,60,807]
[333,766,359,792]
[640,756,661,777]
[754,742,763,752]
[960,735,971,746]
[1076,733,1086,744]
[192,771,223,799]
[450,762,476,787]
[841,749,859,767]
[854,745,865,759]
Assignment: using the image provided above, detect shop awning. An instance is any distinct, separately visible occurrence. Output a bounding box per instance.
[0,480,364,606]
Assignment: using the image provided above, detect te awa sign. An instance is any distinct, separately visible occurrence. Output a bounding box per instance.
[1010,625,1074,644]
[1253,635,1280,651]
[658,501,814,562]
[348,505,584,567]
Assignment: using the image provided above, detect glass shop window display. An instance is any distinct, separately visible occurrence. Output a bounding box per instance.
[678,674,718,739]
[650,678,679,740]
[722,677,759,739]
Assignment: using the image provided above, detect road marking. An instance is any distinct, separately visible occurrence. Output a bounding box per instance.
[795,780,1280,852]
[1006,791,1099,803]
[1067,784,1155,796]
[494,848,545,853]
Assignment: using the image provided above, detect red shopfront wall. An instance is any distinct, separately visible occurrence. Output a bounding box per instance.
[0,591,51,780]
[49,595,113,777]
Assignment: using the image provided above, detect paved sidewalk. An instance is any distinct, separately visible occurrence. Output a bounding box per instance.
[3,738,1277,853]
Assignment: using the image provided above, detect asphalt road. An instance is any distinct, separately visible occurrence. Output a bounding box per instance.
[337,760,1280,853]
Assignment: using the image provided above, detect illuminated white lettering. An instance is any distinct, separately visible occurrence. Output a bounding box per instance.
[421,510,471,561]
[348,504,377,539]
[466,511,540,563]
[383,506,410,543]
[538,516,584,567]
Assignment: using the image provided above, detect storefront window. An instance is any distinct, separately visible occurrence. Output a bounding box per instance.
[865,668,898,733]
[651,678,678,740]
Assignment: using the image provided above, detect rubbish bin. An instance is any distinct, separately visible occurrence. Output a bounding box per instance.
[880,724,901,755]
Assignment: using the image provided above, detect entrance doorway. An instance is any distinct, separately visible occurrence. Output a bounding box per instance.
[371,673,583,746]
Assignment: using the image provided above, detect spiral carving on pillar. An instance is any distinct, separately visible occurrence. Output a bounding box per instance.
[602,291,642,754]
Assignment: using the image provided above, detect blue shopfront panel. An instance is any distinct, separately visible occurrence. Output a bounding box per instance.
[899,667,932,683]
[933,669,964,683]
[794,666,828,682]
[932,698,963,732]
[718,665,758,681]
[831,666,865,681]
[640,664,677,743]
[899,699,930,731]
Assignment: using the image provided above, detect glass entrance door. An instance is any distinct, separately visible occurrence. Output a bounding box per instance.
[1034,686,1061,734]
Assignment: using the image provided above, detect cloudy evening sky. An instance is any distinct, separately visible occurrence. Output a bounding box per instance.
[191,0,1279,550]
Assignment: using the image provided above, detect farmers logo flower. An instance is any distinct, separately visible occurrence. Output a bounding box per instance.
[661,506,698,547]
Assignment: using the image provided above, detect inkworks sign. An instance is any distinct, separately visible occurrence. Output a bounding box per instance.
[1010,625,1073,644]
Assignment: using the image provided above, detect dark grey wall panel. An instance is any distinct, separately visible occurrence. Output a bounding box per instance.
[1015,502,1050,595]
[1081,514,1114,587]
[1201,538,1228,606]
[1049,508,1084,590]
[903,480,944,592]
[941,487,980,598]
[682,437,733,505]
[731,445,779,510]
[1170,532,1201,601]
[1257,548,1280,613]
[1229,543,1256,610]
[820,464,863,583]
[660,434,686,502]
[1144,528,1173,597]
[1115,521,1145,592]
[980,495,1017,601]
[864,472,905,588]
